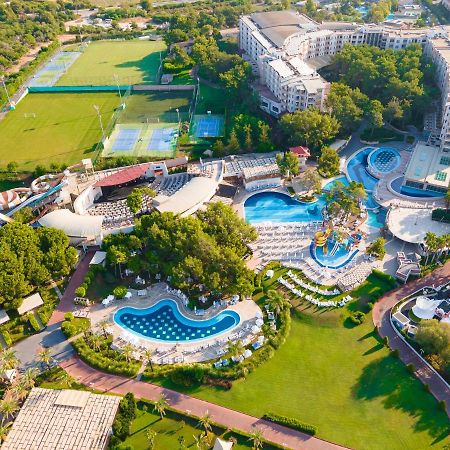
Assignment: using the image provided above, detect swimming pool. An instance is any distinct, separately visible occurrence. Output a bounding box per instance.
[390,176,444,198]
[368,147,401,174]
[346,148,379,191]
[114,299,240,342]
[244,191,326,224]
[310,241,359,269]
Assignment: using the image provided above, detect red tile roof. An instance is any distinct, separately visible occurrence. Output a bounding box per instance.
[289,146,310,157]
[95,164,151,188]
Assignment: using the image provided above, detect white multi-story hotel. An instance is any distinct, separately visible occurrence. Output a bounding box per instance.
[239,10,450,193]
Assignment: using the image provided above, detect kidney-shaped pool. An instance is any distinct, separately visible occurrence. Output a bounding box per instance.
[114,299,241,342]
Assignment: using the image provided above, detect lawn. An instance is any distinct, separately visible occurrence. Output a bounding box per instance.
[57,40,167,86]
[0,93,120,171]
[154,269,450,450]
[119,91,193,124]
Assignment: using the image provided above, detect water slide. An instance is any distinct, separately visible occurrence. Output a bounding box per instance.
[4,181,66,217]
[329,240,340,256]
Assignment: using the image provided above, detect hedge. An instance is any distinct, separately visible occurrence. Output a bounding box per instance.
[2,330,12,347]
[72,338,139,377]
[254,261,282,288]
[28,314,41,332]
[263,412,317,435]
[61,317,90,338]
[371,269,397,289]
[432,208,450,223]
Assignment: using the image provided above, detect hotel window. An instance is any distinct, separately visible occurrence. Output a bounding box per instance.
[435,171,447,182]
[440,155,450,165]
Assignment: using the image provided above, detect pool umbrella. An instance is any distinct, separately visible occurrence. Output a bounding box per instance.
[251,325,261,334]
[256,318,264,327]
[255,311,263,319]
[243,349,252,358]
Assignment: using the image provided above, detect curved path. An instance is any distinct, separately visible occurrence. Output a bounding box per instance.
[60,356,346,450]
[372,261,450,417]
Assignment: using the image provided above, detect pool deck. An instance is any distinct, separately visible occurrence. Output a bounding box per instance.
[89,283,263,364]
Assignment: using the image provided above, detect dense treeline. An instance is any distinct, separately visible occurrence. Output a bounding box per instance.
[0,223,78,309]
[102,202,257,297]
[0,0,74,74]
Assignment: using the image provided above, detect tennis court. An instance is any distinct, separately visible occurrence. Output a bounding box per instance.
[103,123,178,158]
[191,114,224,138]
[29,52,81,87]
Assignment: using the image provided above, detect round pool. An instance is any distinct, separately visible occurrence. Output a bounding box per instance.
[114,299,240,342]
[368,147,401,174]
[244,191,325,224]
[310,241,359,269]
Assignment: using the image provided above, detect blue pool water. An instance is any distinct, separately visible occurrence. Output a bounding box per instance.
[114,299,240,342]
[346,148,379,191]
[311,241,359,269]
[368,147,401,174]
[244,192,326,224]
[390,176,444,198]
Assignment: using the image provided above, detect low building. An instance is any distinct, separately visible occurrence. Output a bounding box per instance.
[17,292,44,316]
[2,388,121,450]
[0,308,10,325]
[242,163,281,190]
[392,311,410,330]
[289,145,311,167]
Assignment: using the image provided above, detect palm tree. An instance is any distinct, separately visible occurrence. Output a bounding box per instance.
[145,428,157,449]
[142,348,154,372]
[0,397,18,424]
[424,232,438,265]
[197,411,212,436]
[10,380,28,402]
[248,427,264,450]
[227,339,243,359]
[192,433,209,450]
[90,334,103,352]
[57,370,72,388]
[266,289,289,319]
[0,422,11,443]
[153,394,168,419]
[37,347,52,369]
[21,368,38,390]
[97,319,110,337]
[0,349,18,372]
[122,344,135,363]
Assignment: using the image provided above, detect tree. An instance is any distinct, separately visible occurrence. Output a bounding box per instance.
[424,232,439,264]
[243,124,252,151]
[0,395,18,424]
[276,151,300,178]
[141,0,153,12]
[122,344,135,363]
[280,108,340,151]
[248,427,264,450]
[415,320,450,355]
[37,347,51,369]
[281,0,291,9]
[0,349,18,372]
[0,422,11,443]
[257,121,274,153]
[142,348,154,372]
[265,289,289,319]
[6,161,18,175]
[21,368,38,390]
[318,146,340,178]
[227,339,243,358]
[90,334,103,352]
[127,189,143,215]
[12,207,34,224]
[145,429,157,449]
[299,168,322,194]
[198,411,212,435]
[384,97,403,125]
[366,237,386,260]
[97,319,110,337]
[227,129,241,154]
[366,100,384,136]
[212,139,225,157]
[153,394,169,419]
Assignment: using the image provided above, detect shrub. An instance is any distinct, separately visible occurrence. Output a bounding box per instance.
[112,394,136,441]
[390,348,400,358]
[349,311,365,325]
[28,314,41,332]
[64,312,74,321]
[113,286,128,299]
[407,363,415,374]
[2,330,12,347]
[424,384,431,393]
[253,286,263,295]
[170,364,205,387]
[431,208,450,224]
[263,413,317,435]
[372,269,397,289]
[438,400,447,411]
[75,286,86,297]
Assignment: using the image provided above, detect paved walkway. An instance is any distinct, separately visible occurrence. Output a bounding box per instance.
[60,356,347,450]
[372,261,450,417]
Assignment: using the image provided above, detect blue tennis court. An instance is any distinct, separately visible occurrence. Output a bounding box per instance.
[148,127,177,152]
[112,128,140,151]
[29,52,81,87]
[192,115,224,138]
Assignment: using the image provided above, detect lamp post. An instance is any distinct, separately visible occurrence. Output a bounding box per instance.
[113,74,122,104]
[175,108,180,125]
[93,104,105,139]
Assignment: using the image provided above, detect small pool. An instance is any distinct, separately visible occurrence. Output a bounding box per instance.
[346,148,379,191]
[244,191,326,224]
[310,241,359,269]
[390,176,444,198]
[368,147,401,174]
[114,299,240,342]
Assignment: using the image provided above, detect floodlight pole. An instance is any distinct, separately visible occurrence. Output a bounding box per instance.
[1,77,11,107]
[175,108,180,125]
[93,104,105,139]
[113,74,122,103]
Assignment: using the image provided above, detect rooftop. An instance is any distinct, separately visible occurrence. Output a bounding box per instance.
[250,11,314,29]
[17,293,43,316]
[290,146,311,157]
[2,388,121,450]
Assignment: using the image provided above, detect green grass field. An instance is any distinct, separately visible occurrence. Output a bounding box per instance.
[57,40,167,86]
[155,269,450,450]
[119,91,192,123]
[0,93,120,171]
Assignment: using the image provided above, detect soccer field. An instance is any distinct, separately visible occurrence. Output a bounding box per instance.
[57,40,167,86]
[0,93,120,171]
